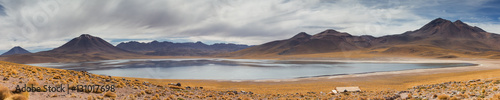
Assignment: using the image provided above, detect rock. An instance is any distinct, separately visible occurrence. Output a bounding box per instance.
[400,93,409,99]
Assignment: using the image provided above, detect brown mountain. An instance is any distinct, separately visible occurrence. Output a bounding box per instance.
[233,30,375,56]
[49,34,132,54]
[116,41,251,56]
[229,30,376,56]
[229,18,500,58]
[373,18,500,52]
[1,34,140,63]
[1,46,31,56]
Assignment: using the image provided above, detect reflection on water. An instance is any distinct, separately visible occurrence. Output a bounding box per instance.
[28,59,476,80]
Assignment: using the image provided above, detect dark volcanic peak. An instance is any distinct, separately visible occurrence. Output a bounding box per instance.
[51,34,130,54]
[406,18,490,39]
[418,18,486,33]
[453,20,486,33]
[313,29,352,38]
[57,34,113,49]
[151,40,161,44]
[418,18,454,31]
[1,46,31,56]
[453,20,465,25]
[290,32,311,39]
[79,34,93,39]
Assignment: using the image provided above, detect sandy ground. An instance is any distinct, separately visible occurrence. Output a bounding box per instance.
[274,58,497,81]
[2,57,500,99]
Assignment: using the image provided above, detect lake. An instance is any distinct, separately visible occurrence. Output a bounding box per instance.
[28,59,476,80]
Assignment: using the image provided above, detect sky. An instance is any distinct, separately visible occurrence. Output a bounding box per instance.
[0,0,500,53]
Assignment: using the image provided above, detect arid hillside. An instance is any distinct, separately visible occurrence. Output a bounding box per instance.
[117,41,251,56]
[0,46,31,56]
[227,18,500,59]
[0,34,143,64]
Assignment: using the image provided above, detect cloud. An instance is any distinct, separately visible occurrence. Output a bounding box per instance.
[0,0,499,52]
[469,22,500,34]
[0,4,6,16]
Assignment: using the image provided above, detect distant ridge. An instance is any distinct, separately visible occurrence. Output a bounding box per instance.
[117,41,251,56]
[399,18,489,39]
[1,46,31,56]
[49,34,132,54]
[229,18,500,58]
[2,34,140,64]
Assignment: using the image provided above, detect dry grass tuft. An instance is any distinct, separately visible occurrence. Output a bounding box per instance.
[145,89,153,94]
[20,92,29,99]
[116,82,125,88]
[10,70,18,75]
[1,84,12,100]
[450,96,459,100]
[168,85,185,90]
[169,95,175,99]
[69,93,77,98]
[104,91,117,98]
[493,93,500,100]
[87,95,93,100]
[53,74,62,79]
[50,94,57,97]
[437,94,449,100]
[96,96,103,99]
[27,78,39,87]
[4,94,28,100]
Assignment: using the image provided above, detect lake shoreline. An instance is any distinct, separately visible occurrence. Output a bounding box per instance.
[2,57,500,98]
[27,58,478,80]
[22,57,500,94]
[117,57,500,94]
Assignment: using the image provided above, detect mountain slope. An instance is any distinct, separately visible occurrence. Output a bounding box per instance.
[229,18,500,58]
[1,34,140,63]
[49,34,132,54]
[0,46,31,56]
[116,41,251,56]
[373,18,500,52]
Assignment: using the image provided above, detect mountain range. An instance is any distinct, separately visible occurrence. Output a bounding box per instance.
[0,34,250,63]
[49,34,133,54]
[0,46,31,56]
[0,34,140,63]
[1,18,500,64]
[229,18,500,58]
[116,41,251,56]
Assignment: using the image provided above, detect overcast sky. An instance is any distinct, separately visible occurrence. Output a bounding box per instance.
[0,0,500,52]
